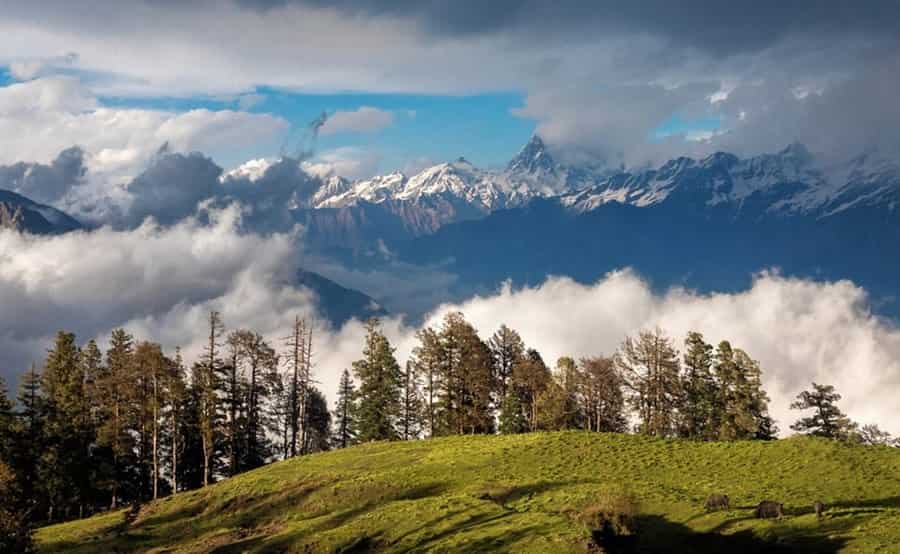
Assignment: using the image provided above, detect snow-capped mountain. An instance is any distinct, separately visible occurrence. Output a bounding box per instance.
[312,136,585,211]
[560,143,900,218]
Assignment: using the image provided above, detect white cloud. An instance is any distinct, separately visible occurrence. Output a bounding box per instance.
[0,203,316,381]
[0,2,896,167]
[0,77,287,195]
[319,107,395,136]
[1,214,897,437]
[7,51,78,80]
[302,147,382,180]
[368,271,900,437]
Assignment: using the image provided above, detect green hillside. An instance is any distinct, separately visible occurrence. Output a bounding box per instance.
[35,432,900,553]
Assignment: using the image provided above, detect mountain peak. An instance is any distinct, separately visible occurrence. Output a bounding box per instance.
[507,134,557,175]
[778,142,813,165]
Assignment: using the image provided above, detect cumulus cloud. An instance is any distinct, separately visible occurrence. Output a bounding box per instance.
[1,2,898,165]
[86,150,323,230]
[0,203,316,382]
[2,212,898,437]
[364,271,900,436]
[302,147,382,180]
[0,146,87,205]
[0,77,287,192]
[319,107,394,136]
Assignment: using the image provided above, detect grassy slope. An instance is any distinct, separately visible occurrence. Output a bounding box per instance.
[36,432,900,553]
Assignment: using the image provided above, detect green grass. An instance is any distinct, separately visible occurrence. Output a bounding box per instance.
[35,432,900,553]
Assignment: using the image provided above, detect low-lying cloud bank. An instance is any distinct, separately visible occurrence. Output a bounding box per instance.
[2,216,898,435]
[0,204,317,380]
[396,272,900,436]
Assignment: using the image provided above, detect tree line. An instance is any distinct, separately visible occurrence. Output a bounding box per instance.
[0,311,330,547]
[338,315,896,447]
[1,311,896,550]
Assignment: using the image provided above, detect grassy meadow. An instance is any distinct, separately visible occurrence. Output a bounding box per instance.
[35,432,900,553]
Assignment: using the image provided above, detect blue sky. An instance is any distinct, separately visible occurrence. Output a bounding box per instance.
[98,87,729,173]
[99,88,538,172]
[3,58,727,176]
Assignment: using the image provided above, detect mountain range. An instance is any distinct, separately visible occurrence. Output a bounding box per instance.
[5,135,900,319]
[296,136,900,317]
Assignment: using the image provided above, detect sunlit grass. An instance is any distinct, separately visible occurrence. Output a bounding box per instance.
[36,432,900,552]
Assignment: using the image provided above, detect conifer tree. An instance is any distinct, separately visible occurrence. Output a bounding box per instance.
[164,349,188,494]
[41,331,89,520]
[616,328,680,437]
[352,318,402,442]
[488,325,525,404]
[332,369,357,448]
[679,332,717,439]
[98,328,135,508]
[577,356,628,433]
[713,343,776,440]
[302,387,331,453]
[511,349,551,432]
[223,332,245,476]
[233,331,276,469]
[0,459,34,553]
[399,361,424,440]
[0,377,14,462]
[14,364,44,519]
[410,328,442,437]
[734,349,777,440]
[498,390,527,434]
[284,317,312,457]
[196,311,225,487]
[534,358,581,431]
[133,342,168,500]
[432,313,494,435]
[790,382,856,439]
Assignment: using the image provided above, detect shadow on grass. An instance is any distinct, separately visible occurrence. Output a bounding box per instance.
[600,514,850,553]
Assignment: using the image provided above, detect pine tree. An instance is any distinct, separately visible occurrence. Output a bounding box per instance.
[14,364,44,520]
[734,349,777,440]
[223,332,245,476]
[511,349,551,432]
[534,358,581,431]
[616,328,681,437]
[41,330,90,520]
[98,328,136,508]
[0,377,14,462]
[679,332,717,439]
[714,343,775,440]
[399,362,424,440]
[0,459,34,553]
[332,369,357,449]
[133,342,168,500]
[577,356,628,433]
[302,387,331,453]
[196,311,225,487]
[164,349,188,494]
[498,389,527,434]
[790,382,856,439]
[284,317,313,457]
[353,318,402,442]
[233,331,277,469]
[432,313,494,435]
[488,325,525,405]
[534,382,571,431]
[410,328,441,437]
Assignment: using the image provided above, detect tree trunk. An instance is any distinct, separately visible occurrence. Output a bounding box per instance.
[152,374,159,500]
